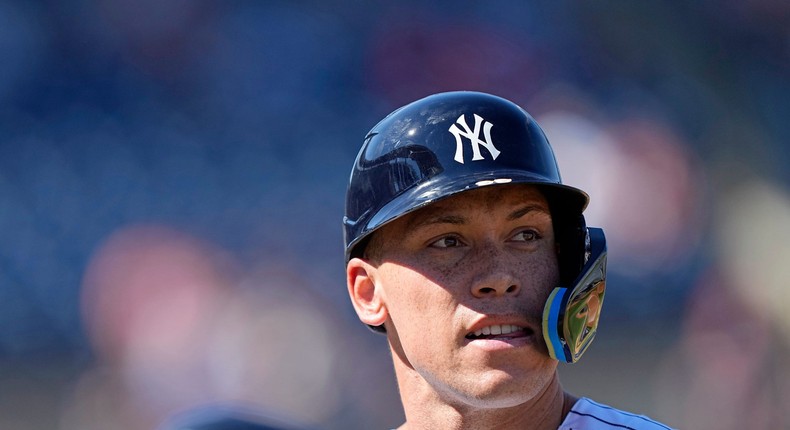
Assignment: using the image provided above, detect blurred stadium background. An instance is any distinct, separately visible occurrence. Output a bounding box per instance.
[1,1,789,429]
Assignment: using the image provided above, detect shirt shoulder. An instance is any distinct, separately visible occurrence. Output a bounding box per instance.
[557,397,675,430]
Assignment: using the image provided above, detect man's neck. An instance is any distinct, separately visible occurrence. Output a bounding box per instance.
[394,366,577,430]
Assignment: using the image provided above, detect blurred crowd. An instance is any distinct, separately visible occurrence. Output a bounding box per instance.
[0,1,788,429]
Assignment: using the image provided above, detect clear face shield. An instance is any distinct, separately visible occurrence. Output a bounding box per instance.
[542,227,607,363]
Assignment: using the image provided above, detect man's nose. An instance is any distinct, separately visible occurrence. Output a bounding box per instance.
[469,244,521,298]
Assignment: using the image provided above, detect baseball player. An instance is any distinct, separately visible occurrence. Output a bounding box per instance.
[343,91,674,429]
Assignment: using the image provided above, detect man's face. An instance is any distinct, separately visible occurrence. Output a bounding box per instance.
[368,184,561,408]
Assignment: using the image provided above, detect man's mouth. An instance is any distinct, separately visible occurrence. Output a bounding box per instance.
[465,324,533,340]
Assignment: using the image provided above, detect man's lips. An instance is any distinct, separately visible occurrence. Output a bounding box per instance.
[465,323,535,340]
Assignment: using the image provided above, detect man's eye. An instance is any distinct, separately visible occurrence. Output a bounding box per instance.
[512,230,540,242]
[430,236,463,248]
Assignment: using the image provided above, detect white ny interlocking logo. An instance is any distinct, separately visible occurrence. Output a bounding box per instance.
[448,114,500,164]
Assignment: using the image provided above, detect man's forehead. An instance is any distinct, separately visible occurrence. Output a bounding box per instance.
[428,183,546,208]
[404,184,550,225]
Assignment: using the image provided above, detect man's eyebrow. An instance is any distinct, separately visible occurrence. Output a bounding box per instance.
[507,204,551,221]
[406,203,549,231]
[407,213,466,231]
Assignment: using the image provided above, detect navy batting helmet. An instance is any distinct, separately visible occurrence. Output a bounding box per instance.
[344,91,588,263]
[343,91,606,362]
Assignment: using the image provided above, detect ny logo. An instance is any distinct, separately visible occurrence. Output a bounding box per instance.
[448,114,500,164]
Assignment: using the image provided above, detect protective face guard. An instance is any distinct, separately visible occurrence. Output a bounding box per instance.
[542,228,607,363]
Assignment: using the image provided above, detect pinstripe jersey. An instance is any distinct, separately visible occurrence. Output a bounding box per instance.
[388,397,674,430]
[558,398,674,430]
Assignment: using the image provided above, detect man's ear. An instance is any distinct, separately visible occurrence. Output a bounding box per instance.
[346,258,387,327]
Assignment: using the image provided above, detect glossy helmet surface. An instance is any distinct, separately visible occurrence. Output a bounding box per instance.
[344,91,588,268]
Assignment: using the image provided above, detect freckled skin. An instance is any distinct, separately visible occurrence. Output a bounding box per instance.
[355,184,570,428]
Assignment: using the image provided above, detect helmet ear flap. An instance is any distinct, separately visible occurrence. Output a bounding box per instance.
[543,227,607,363]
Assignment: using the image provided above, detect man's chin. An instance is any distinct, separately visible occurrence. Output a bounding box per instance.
[440,368,556,409]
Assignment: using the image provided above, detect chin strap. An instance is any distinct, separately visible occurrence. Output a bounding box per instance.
[542,228,607,363]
